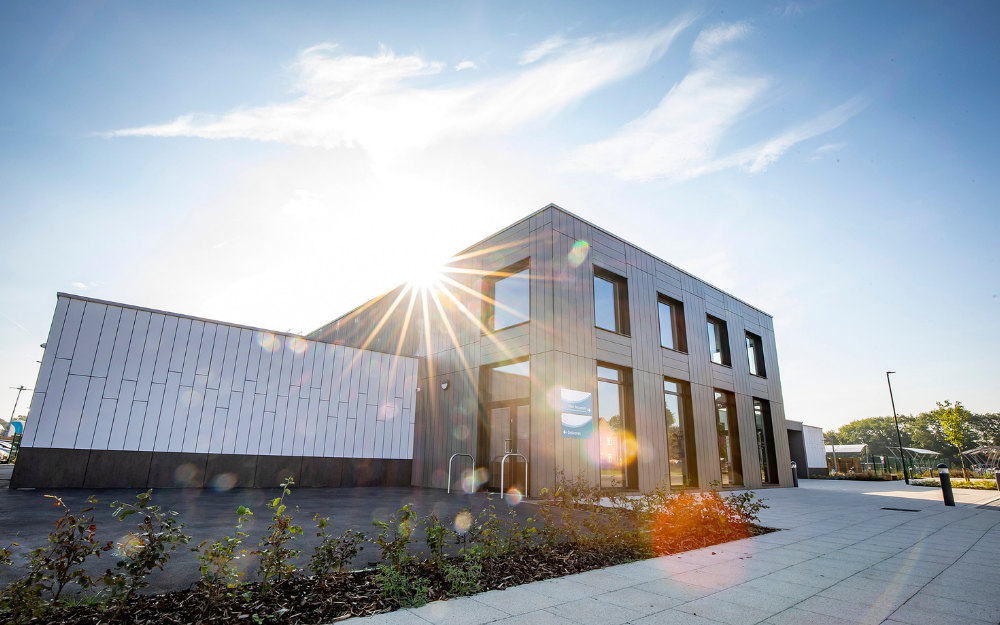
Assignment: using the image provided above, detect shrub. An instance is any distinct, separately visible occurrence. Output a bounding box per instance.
[256,478,303,593]
[309,517,364,580]
[194,505,253,604]
[650,491,752,554]
[372,505,427,607]
[102,490,191,610]
[0,496,112,623]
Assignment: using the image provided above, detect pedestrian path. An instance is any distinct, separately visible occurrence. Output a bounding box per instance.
[346,480,1000,625]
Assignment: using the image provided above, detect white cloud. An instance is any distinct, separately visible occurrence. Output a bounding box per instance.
[519,34,569,65]
[71,281,102,290]
[108,19,694,164]
[691,21,752,60]
[816,141,847,153]
[454,61,477,71]
[569,22,865,182]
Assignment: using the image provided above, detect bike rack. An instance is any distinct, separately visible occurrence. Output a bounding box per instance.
[447,453,475,494]
[499,453,528,500]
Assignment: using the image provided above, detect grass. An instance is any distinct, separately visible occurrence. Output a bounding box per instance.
[911,478,1000,491]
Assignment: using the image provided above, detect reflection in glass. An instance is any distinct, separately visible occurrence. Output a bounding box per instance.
[658,299,686,351]
[664,378,693,488]
[598,378,626,488]
[754,399,775,484]
[707,318,729,365]
[492,268,529,331]
[715,391,742,486]
[594,275,617,332]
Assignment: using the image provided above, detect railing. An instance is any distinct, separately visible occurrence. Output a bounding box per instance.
[499,453,528,500]
[447,453,475,494]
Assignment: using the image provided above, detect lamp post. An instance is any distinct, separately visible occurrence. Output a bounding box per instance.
[886,372,909,485]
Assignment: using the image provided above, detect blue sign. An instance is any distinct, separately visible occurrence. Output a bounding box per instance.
[561,389,593,438]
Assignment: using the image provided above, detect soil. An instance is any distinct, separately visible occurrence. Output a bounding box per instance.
[15,524,777,624]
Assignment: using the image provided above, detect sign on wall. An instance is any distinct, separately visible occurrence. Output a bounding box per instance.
[560,389,593,438]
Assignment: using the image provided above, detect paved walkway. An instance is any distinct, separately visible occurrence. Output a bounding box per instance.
[350,480,1000,625]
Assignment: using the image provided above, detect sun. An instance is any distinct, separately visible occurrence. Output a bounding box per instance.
[407,261,444,291]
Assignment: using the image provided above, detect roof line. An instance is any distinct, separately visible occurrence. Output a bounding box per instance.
[54,292,411,358]
[310,201,774,334]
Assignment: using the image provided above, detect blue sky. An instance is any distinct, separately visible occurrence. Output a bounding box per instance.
[1,1,997,431]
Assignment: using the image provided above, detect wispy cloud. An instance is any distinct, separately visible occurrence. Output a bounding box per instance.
[454,61,477,71]
[71,281,102,291]
[519,34,570,65]
[816,141,847,153]
[108,19,694,163]
[569,22,865,181]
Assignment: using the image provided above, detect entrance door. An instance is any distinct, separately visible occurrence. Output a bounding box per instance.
[488,403,529,493]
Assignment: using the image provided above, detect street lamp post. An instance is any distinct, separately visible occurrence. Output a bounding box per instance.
[886,372,909,485]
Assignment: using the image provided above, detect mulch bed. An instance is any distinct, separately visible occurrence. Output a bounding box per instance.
[20,524,777,624]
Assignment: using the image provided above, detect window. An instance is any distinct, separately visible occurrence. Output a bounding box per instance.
[754,399,778,484]
[714,390,742,486]
[594,270,630,335]
[706,316,731,366]
[664,378,696,488]
[484,262,529,332]
[745,332,766,377]
[657,296,687,352]
[483,359,530,493]
[597,364,634,488]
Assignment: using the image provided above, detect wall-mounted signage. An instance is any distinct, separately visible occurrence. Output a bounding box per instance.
[560,389,593,438]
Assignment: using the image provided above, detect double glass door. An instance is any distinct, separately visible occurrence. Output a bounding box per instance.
[488,402,529,493]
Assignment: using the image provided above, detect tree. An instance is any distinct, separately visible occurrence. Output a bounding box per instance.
[936,401,973,477]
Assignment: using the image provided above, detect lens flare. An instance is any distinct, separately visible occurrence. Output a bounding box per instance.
[287,337,307,354]
[506,488,522,505]
[454,510,473,534]
[461,469,477,494]
[257,332,281,352]
[475,467,489,487]
[453,424,470,440]
[568,240,590,267]
[174,463,199,487]
[210,473,237,492]
[117,532,145,557]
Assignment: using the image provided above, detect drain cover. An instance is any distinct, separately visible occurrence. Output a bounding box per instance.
[881,507,920,512]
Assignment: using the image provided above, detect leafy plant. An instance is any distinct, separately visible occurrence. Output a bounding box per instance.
[423,514,453,567]
[0,496,111,623]
[256,478,303,593]
[373,563,429,607]
[724,490,769,526]
[371,505,416,572]
[194,505,253,604]
[309,517,364,579]
[101,490,191,609]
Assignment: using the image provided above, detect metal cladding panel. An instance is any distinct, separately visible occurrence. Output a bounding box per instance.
[21,295,420,463]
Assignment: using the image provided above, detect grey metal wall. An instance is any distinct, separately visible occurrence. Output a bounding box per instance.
[14,295,419,488]
[307,204,792,494]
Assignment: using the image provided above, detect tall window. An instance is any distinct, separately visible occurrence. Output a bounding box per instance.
[706,316,731,366]
[658,296,687,352]
[597,365,633,488]
[664,378,696,488]
[594,270,629,335]
[745,332,766,377]
[754,399,778,484]
[484,262,529,332]
[714,390,742,486]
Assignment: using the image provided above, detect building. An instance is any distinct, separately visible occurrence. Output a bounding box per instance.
[12,204,793,493]
[786,420,827,478]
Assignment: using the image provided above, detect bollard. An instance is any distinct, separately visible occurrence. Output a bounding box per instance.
[938,463,955,507]
[994,470,999,492]
[791,461,799,487]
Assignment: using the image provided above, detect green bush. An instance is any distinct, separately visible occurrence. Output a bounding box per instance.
[255,478,303,593]
[309,518,364,580]
[194,505,253,604]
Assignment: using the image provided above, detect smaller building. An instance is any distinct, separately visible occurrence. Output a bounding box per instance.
[786,420,829,478]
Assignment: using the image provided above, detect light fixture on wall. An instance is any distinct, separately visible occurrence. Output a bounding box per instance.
[440,380,450,391]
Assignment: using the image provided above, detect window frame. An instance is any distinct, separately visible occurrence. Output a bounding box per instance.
[595,362,637,490]
[713,389,743,487]
[663,377,697,489]
[593,268,630,336]
[657,295,688,353]
[753,398,779,485]
[745,331,766,378]
[706,315,732,367]
[481,259,530,334]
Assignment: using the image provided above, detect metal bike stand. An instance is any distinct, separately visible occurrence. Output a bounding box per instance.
[499,453,528,500]
[447,453,475,494]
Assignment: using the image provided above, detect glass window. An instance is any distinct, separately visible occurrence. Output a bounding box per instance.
[746,332,766,377]
[754,399,777,484]
[707,316,731,366]
[594,271,629,334]
[714,390,742,486]
[658,297,687,352]
[487,266,529,332]
[489,360,530,402]
[597,364,631,489]
[664,378,696,488]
